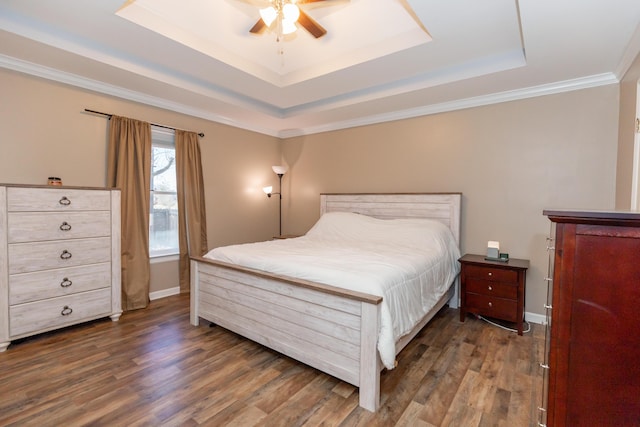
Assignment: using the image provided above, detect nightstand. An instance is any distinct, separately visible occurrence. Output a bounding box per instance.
[458,253,529,335]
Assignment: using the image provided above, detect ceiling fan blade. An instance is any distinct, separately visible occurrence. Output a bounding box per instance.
[297,0,347,4]
[238,0,272,7]
[296,0,349,7]
[298,9,327,38]
[249,18,268,34]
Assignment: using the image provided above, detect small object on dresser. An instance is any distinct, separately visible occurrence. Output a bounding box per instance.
[486,240,500,259]
[47,177,62,186]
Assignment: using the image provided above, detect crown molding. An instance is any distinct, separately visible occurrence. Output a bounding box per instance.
[1,54,619,139]
[0,54,281,137]
[278,73,619,137]
[616,21,640,79]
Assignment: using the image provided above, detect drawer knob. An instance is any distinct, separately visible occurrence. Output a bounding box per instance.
[59,221,72,231]
[488,285,493,291]
[60,277,73,288]
[487,272,492,276]
[61,305,73,316]
[59,196,71,206]
[60,250,72,260]
[488,302,493,308]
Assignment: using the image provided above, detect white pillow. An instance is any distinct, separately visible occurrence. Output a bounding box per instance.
[305,211,455,251]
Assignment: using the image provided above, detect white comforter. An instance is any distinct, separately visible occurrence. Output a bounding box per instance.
[204,212,461,369]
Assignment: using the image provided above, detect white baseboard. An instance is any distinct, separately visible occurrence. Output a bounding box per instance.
[149,286,181,301]
[525,311,547,325]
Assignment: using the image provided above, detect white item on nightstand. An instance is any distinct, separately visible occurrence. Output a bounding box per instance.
[487,240,500,259]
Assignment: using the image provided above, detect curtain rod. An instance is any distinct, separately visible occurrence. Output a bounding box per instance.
[84,109,205,138]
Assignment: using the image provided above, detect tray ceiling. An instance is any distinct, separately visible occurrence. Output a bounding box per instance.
[0,0,639,137]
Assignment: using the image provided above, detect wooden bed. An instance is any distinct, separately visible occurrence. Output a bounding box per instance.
[190,193,462,412]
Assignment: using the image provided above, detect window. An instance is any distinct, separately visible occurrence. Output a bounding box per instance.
[149,127,178,257]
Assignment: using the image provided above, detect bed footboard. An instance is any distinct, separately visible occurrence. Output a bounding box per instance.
[190,257,383,411]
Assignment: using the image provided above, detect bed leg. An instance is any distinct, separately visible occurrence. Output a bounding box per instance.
[359,302,381,412]
[448,276,460,309]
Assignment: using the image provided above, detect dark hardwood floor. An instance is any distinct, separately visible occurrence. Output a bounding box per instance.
[0,294,544,426]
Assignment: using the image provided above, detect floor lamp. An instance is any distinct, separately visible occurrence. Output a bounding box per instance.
[263,165,287,236]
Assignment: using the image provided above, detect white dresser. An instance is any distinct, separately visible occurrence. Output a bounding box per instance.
[0,185,121,351]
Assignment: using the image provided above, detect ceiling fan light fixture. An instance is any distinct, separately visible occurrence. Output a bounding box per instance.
[249,0,327,40]
[282,18,297,35]
[259,6,277,27]
[282,3,300,22]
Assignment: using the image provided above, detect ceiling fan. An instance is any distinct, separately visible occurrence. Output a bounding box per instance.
[245,0,343,39]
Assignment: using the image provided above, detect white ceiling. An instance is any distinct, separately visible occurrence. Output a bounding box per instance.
[1,0,639,137]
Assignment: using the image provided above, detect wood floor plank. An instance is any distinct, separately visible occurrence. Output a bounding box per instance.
[0,294,544,426]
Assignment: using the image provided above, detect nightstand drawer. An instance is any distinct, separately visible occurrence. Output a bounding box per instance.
[466,278,517,299]
[465,293,518,322]
[464,265,517,283]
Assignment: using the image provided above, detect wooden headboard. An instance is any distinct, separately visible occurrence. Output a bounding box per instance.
[319,193,462,246]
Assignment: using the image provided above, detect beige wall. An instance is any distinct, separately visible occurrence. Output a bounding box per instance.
[0,68,281,294]
[283,85,620,317]
[616,52,640,209]
[0,68,625,316]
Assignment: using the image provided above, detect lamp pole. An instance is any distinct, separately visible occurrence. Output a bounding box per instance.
[277,172,283,236]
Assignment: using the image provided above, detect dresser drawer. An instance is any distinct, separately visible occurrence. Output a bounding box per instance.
[8,237,111,274]
[8,212,111,243]
[464,264,517,283]
[466,277,518,299]
[9,288,112,337]
[465,293,518,322]
[7,187,111,212]
[9,263,111,305]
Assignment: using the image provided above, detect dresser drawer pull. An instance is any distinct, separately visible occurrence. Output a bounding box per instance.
[59,196,71,206]
[59,222,72,231]
[487,272,492,276]
[488,302,493,307]
[61,306,73,316]
[60,278,73,288]
[488,285,493,291]
[60,250,72,260]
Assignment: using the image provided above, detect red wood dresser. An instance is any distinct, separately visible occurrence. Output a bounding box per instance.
[540,210,640,426]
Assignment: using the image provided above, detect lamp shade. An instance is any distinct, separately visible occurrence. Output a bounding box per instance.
[282,3,300,22]
[272,165,288,175]
[259,6,277,26]
[282,18,297,35]
[263,186,273,195]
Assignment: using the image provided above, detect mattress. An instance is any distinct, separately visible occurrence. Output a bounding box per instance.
[204,211,461,369]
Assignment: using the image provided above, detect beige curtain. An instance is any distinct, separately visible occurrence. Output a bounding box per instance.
[175,130,208,293]
[107,116,151,310]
